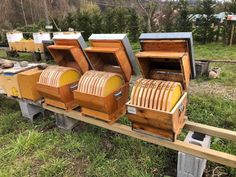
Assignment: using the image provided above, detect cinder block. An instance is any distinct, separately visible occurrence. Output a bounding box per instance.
[177,131,211,177]
[55,113,78,131]
[195,61,209,77]
[19,100,44,122]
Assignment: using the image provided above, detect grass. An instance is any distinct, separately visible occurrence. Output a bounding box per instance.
[194,43,236,60]
[0,42,236,176]
[0,49,33,61]
[0,94,236,176]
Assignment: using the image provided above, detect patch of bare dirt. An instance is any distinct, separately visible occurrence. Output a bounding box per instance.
[189,81,236,101]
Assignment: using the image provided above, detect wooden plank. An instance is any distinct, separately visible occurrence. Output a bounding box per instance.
[136,51,185,59]
[141,40,187,43]
[185,121,236,142]
[85,47,119,53]
[48,45,75,50]
[196,59,236,64]
[43,104,236,168]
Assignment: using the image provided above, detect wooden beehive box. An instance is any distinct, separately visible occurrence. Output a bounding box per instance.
[21,40,35,52]
[36,33,90,110]
[126,32,196,141]
[6,32,23,51]
[18,68,42,101]
[33,32,51,53]
[73,34,138,123]
[0,63,38,98]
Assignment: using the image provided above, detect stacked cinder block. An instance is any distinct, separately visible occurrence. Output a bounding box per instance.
[19,100,44,122]
[177,131,211,177]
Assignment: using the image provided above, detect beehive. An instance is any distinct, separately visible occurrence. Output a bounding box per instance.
[33,32,51,53]
[18,68,43,101]
[0,63,38,98]
[21,39,35,52]
[6,32,23,51]
[126,32,196,141]
[36,33,90,110]
[73,34,138,123]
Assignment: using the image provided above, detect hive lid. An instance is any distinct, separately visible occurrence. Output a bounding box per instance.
[139,32,196,79]
[2,63,38,74]
[48,33,90,74]
[85,34,139,82]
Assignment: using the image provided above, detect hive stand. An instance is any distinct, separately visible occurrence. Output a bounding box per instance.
[177,131,211,177]
[73,34,139,123]
[43,104,236,169]
[54,113,79,131]
[126,32,196,141]
[36,33,90,110]
[18,99,44,122]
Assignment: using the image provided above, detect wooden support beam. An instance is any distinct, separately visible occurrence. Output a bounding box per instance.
[185,121,236,142]
[196,59,236,64]
[44,104,236,168]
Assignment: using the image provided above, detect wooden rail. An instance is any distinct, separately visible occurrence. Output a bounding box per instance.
[185,121,236,142]
[196,59,236,64]
[44,104,236,168]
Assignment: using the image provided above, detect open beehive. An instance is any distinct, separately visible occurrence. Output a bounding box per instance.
[126,32,196,141]
[73,34,138,123]
[36,33,90,110]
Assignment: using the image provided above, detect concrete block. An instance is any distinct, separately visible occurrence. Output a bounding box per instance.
[19,100,44,122]
[177,131,211,177]
[55,113,78,131]
[195,61,209,77]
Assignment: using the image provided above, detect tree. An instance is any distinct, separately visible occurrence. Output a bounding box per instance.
[88,3,102,34]
[114,7,128,33]
[76,11,92,40]
[176,0,192,32]
[128,8,140,42]
[137,0,157,32]
[103,8,116,33]
[223,0,236,44]
[225,0,236,14]
[194,0,216,44]
[20,0,28,26]
[159,1,178,32]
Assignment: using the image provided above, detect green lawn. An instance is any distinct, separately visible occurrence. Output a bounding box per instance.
[0,49,33,61]
[0,43,236,176]
[194,43,236,60]
[0,94,235,176]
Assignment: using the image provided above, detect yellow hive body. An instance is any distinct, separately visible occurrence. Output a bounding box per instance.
[167,82,182,111]
[0,74,21,97]
[21,39,35,52]
[39,66,81,87]
[17,68,43,101]
[130,78,183,112]
[77,70,124,97]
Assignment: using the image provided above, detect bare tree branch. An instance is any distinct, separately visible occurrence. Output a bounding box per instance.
[20,0,28,26]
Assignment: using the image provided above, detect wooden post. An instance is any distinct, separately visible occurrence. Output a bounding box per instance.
[230,23,235,47]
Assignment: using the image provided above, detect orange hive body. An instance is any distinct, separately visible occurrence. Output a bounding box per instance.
[126,32,196,141]
[36,33,90,110]
[74,34,137,123]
